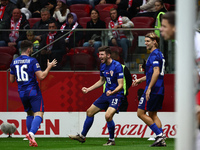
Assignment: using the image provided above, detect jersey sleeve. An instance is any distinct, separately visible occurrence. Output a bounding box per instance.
[152,54,161,68]
[32,58,41,73]
[116,64,124,79]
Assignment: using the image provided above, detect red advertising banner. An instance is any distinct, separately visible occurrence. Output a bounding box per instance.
[0,71,174,112]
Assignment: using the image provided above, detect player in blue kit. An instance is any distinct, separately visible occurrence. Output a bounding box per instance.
[132,32,166,147]
[69,46,124,146]
[10,40,57,147]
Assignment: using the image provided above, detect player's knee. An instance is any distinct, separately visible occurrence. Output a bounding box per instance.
[86,109,94,117]
[105,114,112,122]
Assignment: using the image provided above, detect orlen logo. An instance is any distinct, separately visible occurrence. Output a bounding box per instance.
[102,123,177,138]
[0,119,59,135]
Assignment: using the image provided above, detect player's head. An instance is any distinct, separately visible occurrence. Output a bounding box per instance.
[98,46,111,64]
[145,32,160,51]
[160,11,175,40]
[20,40,33,55]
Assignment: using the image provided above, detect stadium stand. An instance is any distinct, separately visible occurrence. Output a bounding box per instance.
[95,4,117,11]
[0,46,17,56]
[69,4,92,18]
[28,18,41,28]
[0,52,13,70]
[98,10,110,22]
[78,17,91,28]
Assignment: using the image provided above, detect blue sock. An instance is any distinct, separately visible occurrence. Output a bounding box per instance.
[107,120,115,139]
[149,123,162,136]
[29,116,43,134]
[81,116,94,137]
[26,116,34,132]
[159,128,163,133]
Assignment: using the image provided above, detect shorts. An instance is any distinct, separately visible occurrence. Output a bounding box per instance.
[138,93,164,111]
[20,91,44,113]
[93,93,123,113]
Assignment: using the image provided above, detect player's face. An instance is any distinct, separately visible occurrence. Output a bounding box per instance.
[145,37,154,51]
[110,10,117,21]
[99,51,108,63]
[160,19,175,40]
[28,47,33,55]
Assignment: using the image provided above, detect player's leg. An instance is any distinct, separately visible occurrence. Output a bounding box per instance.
[148,111,162,132]
[81,104,101,136]
[26,94,44,147]
[103,107,116,146]
[69,104,101,143]
[26,110,34,132]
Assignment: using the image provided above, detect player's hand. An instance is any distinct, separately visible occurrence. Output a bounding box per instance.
[82,87,88,94]
[47,59,57,68]
[132,79,141,87]
[146,88,151,101]
[106,90,112,96]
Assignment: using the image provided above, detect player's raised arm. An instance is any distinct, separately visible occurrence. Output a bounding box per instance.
[82,76,105,94]
[35,59,57,81]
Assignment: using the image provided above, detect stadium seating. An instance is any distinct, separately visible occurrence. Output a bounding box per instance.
[0,52,13,70]
[98,10,110,22]
[28,18,41,28]
[131,16,155,36]
[67,47,95,70]
[95,4,117,11]
[0,46,17,56]
[78,17,91,28]
[70,4,92,19]
[104,17,111,28]
[69,4,92,14]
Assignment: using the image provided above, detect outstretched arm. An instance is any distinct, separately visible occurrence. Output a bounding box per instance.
[132,76,146,87]
[35,59,57,81]
[82,76,105,94]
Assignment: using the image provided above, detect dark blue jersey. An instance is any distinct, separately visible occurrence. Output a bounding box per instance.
[145,49,165,95]
[100,59,124,95]
[10,55,41,95]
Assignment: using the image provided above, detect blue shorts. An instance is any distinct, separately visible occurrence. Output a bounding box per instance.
[93,93,123,113]
[19,91,44,113]
[138,93,164,111]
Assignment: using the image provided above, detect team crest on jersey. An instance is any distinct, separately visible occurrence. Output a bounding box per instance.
[36,63,40,68]
[110,70,113,76]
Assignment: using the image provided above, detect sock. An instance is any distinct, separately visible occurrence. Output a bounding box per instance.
[29,116,43,134]
[81,116,94,137]
[159,128,163,133]
[149,123,162,136]
[107,120,115,140]
[26,116,34,132]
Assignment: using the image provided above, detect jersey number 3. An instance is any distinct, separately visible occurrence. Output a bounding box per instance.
[15,65,29,81]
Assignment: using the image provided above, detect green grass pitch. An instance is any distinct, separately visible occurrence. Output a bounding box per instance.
[0,137,175,150]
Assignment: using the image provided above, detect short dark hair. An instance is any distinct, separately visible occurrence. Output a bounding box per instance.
[20,40,33,53]
[90,8,99,16]
[98,46,111,55]
[162,11,175,26]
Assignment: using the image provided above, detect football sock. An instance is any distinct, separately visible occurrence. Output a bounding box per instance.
[159,128,163,133]
[29,116,43,134]
[107,120,115,139]
[81,116,94,137]
[149,123,162,136]
[26,116,34,132]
